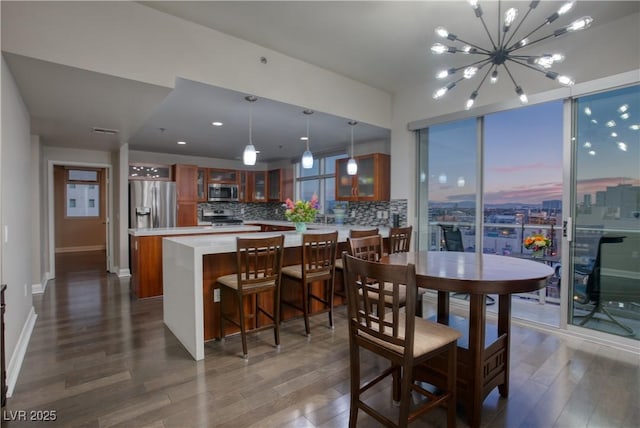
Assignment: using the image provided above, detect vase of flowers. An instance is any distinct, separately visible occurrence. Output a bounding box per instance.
[523,233,551,257]
[284,195,319,232]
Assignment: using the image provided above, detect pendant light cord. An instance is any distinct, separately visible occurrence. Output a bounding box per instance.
[249,102,253,145]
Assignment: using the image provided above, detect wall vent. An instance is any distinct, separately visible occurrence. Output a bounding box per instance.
[92,127,119,135]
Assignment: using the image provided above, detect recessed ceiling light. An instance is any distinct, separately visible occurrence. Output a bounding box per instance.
[300,137,308,141]
[177,141,187,145]
[211,121,223,127]
[588,150,596,156]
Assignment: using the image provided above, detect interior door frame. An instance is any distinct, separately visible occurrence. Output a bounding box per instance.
[47,160,113,279]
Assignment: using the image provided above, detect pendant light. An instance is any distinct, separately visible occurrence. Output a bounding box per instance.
[243,95,258,166]
[347,121,358,175]
[301,109,314,169]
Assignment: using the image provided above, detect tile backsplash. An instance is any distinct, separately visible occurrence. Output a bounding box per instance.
[199,199,408,227]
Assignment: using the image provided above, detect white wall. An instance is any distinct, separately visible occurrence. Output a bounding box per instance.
[1,56,36,396]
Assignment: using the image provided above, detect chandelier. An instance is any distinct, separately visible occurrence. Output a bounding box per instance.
[431,0,593,110]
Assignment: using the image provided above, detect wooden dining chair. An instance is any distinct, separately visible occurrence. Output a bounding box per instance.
[342,254,461,428]
[335,228,380,298]
[389,225,413,254]
[217,235,285,359]
[281,231,339,336]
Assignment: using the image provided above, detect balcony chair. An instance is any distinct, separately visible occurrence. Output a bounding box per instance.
[281,231,339,336]
[573,234,635,336]
[217,235,285,359]
[439,225,495,306]
[342,254,461,428]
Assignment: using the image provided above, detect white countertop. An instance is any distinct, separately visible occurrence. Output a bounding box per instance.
[128,225,261,236]
[163,223,390,255]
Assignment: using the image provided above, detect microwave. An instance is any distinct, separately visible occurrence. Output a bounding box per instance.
[208,183,239,202]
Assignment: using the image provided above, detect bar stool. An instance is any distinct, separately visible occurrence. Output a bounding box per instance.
[335,228,379,298]
[217,235,285,359]
[281,231,339,336]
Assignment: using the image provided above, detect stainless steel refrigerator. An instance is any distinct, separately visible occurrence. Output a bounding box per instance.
[129,181,176,229]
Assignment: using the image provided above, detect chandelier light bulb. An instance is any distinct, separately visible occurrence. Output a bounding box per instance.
[557,75,574,86]
[435,26,449,38]
[431,43,449,54]
[620,113,630,120]
[503,8,518,31]
[630,124,640,131]
[437,68,455,79]
[518,38,529,47]
[617,142,628,152]
[516,86,528,104]
[618,104,629,113]
[433,87,448,99]
[567,16,593,32]
[552,53,565,63]
[558,1,575,16]
[606,120,616,128]
[611,132,618,137]
[463,66,477,79]
[465,91,478,110]
[584,107,592,116]
[490,69,498,84]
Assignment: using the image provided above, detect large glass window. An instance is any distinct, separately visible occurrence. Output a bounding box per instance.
[419,119,477,251]
[295,153,347,214]
[570,84,640,339]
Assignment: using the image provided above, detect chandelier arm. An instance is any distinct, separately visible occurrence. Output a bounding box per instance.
[502,62,519,87]
[477,14,498,50]
[496,0,501,48]
[507,27,556,52]
[474,65,493,93]
[450,57,494,74]
[450,37,493,54]
[503,4,536,49]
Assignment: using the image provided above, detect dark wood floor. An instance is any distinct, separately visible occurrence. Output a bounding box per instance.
[3,250,639,427]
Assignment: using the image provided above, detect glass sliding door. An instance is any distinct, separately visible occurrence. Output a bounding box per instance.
[483,101,564,326]
[570,84,640,340]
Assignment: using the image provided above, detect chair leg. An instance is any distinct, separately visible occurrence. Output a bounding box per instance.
[302,282,311,336]
[273,286,281,349]
[328,279,334,329]
[447,343,457,428]
[219,287,225,341]
[237,294,248,359]
[398,364,413,427]
[348,336,360,428]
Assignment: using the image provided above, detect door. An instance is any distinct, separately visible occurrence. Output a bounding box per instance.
[568,84,639,340]
[53,166,108,271]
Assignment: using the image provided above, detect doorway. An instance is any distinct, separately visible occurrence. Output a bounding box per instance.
[50,163,111,278]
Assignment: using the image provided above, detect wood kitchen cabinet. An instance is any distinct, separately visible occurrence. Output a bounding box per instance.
[208,168,238,183]
[268,168,293,202]
[173,164,198,226]
[336,153,390,201]
[239,170,268,202]
[197,167,207,202]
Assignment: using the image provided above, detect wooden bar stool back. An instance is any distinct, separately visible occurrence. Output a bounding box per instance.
[217,234,285,359]
[335,228,380,297]
[342,254,461,428]
[281,231,339,336]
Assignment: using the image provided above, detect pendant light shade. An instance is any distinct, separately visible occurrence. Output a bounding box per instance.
[347,121,358,176]
[301,110,314,169]
[243,96,258,166]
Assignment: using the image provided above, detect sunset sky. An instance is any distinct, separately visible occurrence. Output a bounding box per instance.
[427,86,639,205]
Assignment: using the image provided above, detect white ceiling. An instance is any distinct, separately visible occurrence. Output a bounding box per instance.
[4,1,638,162]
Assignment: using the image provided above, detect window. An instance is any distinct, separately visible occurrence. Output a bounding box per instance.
[295,153,347,214]
[66,169,100,217]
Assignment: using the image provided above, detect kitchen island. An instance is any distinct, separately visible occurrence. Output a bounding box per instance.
[129,225,261,298]
[163,225,389,360]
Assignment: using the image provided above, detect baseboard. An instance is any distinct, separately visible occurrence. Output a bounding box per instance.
[32,282,45,294]
[55,245,106,253]
[117,268,131,278]
[7,307,37,398]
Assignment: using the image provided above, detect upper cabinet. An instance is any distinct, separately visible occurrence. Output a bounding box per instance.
[208,168,238,184]
[238,171,268,203]
[336,153,390,201]
[197,168,207,202]
[268,168,293,202]
[172,164,198,226]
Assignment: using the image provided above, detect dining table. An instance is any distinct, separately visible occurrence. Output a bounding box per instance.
[380,251,554,428]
